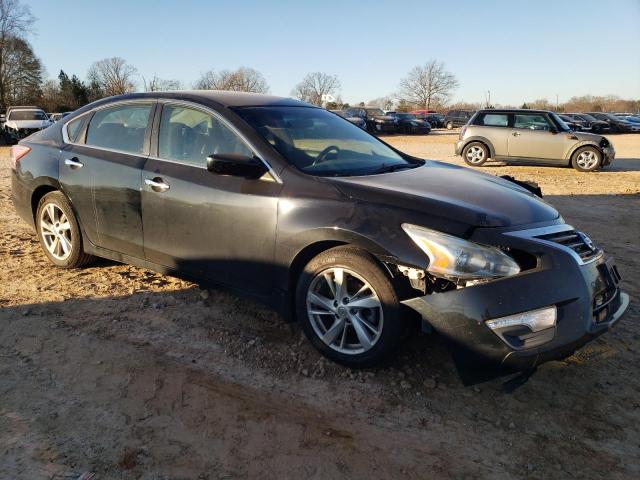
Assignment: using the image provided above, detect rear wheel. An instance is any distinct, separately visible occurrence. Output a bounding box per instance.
[36,191,95,268]
[462,142,489,166]
[571,146,602,172]
[296,247,405,368]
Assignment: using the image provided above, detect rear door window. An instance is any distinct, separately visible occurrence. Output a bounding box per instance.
[85,103,152,154]
[157,104,253,167]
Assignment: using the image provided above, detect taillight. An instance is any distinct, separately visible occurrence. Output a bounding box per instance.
[459,125,468,139]
[10,145,31,170]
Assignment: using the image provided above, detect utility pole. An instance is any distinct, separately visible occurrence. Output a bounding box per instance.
[556,94,559,110]
[486,90,491,108]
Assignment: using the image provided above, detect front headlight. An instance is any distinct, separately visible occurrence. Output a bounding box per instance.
[402,223,520,280]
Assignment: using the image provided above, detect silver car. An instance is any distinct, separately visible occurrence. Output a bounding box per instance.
[455,109,615,172]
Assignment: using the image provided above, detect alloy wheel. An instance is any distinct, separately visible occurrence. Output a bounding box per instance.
[576,150,598,170]
[465,145,485,164]
[306,267,384,355]
[39,203,73,260]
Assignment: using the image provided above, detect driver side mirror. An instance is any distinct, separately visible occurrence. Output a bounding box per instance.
[206,153,268,179]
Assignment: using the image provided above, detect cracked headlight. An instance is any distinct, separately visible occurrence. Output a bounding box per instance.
[402,224,520,280]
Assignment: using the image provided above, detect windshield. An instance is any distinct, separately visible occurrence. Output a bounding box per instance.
[365,108,385,116]
[396,114,416,120]
[550,113,571,132]
[234,106,414,177]
[8,110,47,121]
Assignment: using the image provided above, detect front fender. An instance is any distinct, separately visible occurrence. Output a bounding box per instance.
[565,140,602,162]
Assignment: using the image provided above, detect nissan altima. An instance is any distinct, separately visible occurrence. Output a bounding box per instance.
[10,91,629,383]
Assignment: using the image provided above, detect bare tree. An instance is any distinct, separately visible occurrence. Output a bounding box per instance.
[0,0,36,109]
[2,36,42,106]
[87,57,137,96]
[194,67,269,93]
[292,72,340,106]
[143,74,182,92]
[398,60,459,110]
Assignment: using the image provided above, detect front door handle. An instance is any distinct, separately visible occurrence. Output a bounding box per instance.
[64,158,84,169]
[511,131,521,137]
[145,177,170,192]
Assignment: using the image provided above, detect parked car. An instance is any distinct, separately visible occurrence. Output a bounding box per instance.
[11,92,629,384]
[455,109,615,172]
[615,115,640,131]
[586,112,634,133]
[386,112,431,134]
[332,110,366,129]
[343,107,397,134]
[444,109,474,129]
[558,114,586,131]
[49,112,73,123]
[3,106,52,142]
[564,113,610,134]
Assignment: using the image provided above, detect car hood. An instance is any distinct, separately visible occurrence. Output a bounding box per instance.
[6,120,50,129]
[329,161,559,228]
[572,131,605,142]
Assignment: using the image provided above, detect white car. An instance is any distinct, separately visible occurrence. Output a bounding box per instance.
[3,107,53,140]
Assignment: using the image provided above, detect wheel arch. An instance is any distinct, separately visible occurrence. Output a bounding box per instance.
[565,141,603,166]
[30,179,63,221]
[461,137,495,158]
[282,230,399,321]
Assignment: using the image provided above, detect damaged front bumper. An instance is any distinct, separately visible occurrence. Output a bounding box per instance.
[402,223,630,385]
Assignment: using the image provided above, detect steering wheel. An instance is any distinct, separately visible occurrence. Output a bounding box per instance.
[312,145,340,166]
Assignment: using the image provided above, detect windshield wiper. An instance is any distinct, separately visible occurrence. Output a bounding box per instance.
[370,163,417,175]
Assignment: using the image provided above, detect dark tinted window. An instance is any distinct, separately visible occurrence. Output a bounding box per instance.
[86,104,152,154]
[158,105,252,167]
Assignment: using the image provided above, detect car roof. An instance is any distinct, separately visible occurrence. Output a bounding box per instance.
[77,91,313,111]
[475,108,551,114]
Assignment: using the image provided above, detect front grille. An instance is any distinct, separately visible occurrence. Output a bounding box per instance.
[536,230,601,263]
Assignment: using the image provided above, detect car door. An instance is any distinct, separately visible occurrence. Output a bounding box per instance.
[141,102,282,294]
[59,101,154,258]
[508,113,569,161]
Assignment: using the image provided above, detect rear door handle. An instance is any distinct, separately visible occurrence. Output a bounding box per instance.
[64,158,84,169]
[145,177,170,192]
[511,131,521,137]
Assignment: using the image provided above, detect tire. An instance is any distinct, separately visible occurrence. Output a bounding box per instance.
[571,146,602,172]
[36,191,95,268]
[295,246,406,368]
[462,141,489,166]
[446,121,454,130]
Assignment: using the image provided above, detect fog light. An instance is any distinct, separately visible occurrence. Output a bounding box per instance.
[486,305,557,333]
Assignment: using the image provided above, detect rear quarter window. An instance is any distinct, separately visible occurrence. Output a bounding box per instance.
[479,113,509,127]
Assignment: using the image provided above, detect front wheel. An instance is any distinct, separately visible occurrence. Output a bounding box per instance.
[446,121,454,130]
[36,191,95,268]
[571,146,602,172]
[296,247,406,368]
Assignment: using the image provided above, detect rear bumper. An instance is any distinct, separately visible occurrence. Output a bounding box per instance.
[454,140,464,155]
[402,225,630,384]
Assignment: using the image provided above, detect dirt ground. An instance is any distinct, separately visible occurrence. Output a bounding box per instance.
[1,132,639,479]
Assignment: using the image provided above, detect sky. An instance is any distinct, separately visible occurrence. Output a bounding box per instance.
[24,0,640,105]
